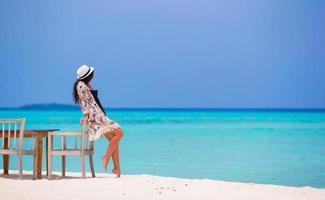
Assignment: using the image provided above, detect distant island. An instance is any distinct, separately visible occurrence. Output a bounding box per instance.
[19,103,80,110]
[0,103,80,111]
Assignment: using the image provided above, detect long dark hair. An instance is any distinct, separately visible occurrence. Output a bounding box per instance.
[72,71,94,104]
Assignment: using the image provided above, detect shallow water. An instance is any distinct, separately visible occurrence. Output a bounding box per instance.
[0,109,325,187]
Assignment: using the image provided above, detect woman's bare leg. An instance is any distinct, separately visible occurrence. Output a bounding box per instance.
[111,146,120,177]
[105,128,123,158]
[102,128,123,173]
[104,131,121,176]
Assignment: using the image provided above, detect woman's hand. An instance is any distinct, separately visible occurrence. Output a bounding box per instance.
[80,114,89,125]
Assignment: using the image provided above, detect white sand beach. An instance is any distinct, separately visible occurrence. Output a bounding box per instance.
[0,170,324,200]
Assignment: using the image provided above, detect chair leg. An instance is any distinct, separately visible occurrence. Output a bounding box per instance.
[33,153,37,180]
[48,136,52,180]
[89,155,95,177]
[48,154,52,179]
[80,155,85,178]
[18,153,23,179]
[62,156,66,177]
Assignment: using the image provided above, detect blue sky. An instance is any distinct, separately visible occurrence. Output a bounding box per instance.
[0,0,324,108]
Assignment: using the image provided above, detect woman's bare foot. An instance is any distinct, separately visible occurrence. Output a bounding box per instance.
[112,168,121,177]
[101,155,109,172]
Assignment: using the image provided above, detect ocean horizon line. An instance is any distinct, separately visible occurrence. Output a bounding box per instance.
[0,103,325,112]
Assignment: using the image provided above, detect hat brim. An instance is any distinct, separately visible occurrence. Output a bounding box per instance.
[78,67,94,80]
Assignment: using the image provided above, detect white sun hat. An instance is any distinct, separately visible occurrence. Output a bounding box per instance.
[76,64,94,80]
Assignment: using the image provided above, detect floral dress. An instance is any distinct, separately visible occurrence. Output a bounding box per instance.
[77,81,121,141]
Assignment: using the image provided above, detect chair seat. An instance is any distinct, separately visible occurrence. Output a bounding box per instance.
[0,149,35,155]
[22,150,35,155]
[0,118,37,180]
[48,127,96,179]
[51,149,94,156]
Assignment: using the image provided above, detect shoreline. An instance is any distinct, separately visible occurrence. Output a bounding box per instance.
[1,170,324,200]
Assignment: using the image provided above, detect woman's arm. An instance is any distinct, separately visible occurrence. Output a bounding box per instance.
[80,113,89,125]
[77,81,92,118]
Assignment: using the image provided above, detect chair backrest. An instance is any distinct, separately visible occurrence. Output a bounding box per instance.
[59,124,93,151]
[0,118,25,150]
[80,124,94,151]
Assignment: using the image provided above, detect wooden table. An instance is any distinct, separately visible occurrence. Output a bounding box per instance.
[1,129,59,179]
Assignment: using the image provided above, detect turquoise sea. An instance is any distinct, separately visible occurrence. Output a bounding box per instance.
[0,109,325,188]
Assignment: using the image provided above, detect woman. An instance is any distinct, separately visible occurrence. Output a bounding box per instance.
[72,64,123,177]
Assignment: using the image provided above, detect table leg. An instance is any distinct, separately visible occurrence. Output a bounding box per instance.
[46,136,48,176]
[3,137,9,174]
[37,134,43,179]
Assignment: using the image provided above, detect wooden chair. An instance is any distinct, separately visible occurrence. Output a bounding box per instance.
[47,124,95,179]
[0,118,37,179]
